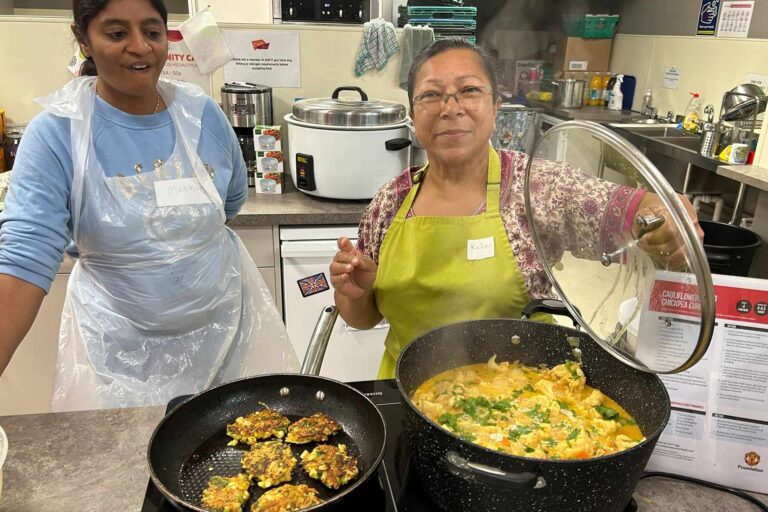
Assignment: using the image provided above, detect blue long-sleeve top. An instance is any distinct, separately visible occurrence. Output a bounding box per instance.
[0,94,247,293]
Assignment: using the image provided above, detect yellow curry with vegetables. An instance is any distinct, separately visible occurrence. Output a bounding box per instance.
[412,357,644,460]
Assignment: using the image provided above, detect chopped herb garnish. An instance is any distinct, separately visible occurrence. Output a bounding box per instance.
[459,432,477,442]
[526,404,551,424]
[525,447,535,453]
[438,413,459,431]
[492,398,513,412]
[564,360,579,378]
[556,400,572,412]
[567,428,581,441]
[523,384,534,392]
[595,405,619,420]
[508,424,534,441]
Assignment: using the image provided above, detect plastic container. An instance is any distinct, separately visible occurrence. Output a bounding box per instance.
[601,74,613,106]
[700,220,761,276]
[683,92,702,134]
[562,14,620,38]
[607,75,624,110]
[588,72,603,106]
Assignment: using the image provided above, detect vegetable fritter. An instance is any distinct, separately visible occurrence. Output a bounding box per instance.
[300,444,359,489]
[251,484,323,512]
[242,440,297,489]
[285,413,340,444]
[201,474,251,512]
[227,409,291,446]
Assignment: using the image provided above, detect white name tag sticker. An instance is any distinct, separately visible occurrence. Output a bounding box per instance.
[467,236,495,260]
[154,178,212,207]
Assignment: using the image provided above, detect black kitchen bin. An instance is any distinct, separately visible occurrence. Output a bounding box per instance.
[700,220,761,276]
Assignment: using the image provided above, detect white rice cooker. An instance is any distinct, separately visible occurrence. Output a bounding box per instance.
[285,86,411,200]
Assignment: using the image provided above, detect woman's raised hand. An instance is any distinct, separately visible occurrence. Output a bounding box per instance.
[329,237,378,299]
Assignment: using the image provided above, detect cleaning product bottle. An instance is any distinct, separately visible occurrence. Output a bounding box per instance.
[588,72,603,106]
[683,92,702,134]
[601,73,613,106]
[607,75,624,111]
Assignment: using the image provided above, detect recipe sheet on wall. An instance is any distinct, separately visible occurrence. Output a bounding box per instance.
[637,272,768,494]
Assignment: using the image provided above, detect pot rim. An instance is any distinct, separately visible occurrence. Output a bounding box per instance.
[284,113,409,131]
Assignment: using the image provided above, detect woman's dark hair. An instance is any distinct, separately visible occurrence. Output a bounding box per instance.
[407,38,499,110]
[72,0,168,76]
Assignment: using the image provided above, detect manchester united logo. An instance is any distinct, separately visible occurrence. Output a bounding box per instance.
[744,451,761,467]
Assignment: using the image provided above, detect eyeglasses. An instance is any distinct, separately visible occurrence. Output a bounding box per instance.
[412,86,492,114]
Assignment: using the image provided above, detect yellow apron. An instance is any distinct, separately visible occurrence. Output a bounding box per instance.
[375,146,541,379]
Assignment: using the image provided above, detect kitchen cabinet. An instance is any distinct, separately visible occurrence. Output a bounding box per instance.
[233,225,282,315]
[0,255,73,416]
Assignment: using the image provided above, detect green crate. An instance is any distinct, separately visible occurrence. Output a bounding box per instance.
[562,14,619,38]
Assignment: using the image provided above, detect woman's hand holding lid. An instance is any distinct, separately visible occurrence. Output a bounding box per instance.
[635,193,704,271]
[330,237,378,299]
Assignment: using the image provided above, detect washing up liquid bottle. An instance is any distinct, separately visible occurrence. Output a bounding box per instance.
[607,75,624,111]
[683,92,702,134]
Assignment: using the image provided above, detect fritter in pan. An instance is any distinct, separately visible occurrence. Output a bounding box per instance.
[251,483,323,512]
[201,473,250,512]
[227,409,291,446]
[300,443,359,490]
[242,440,297,489]
[285,412,340,444]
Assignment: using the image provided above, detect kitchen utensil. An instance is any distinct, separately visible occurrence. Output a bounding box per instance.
[258,134,276,150]
[261,156,279,172]
[259,178,277,193]
[549,79,586,109]
[396,314,670,512]
[721,83,767,122]
[147,309,387,512]
[600,214,665,266]
[285,86,410,200]
[221,82,273,127]
[387,121,714,512]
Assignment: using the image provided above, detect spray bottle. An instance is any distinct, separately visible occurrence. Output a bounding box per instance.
[607,74,624,111]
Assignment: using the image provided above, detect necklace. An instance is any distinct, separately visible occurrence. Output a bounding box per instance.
[95,85,161,114]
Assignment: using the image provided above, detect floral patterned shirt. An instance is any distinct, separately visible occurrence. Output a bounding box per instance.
[357,149,645,300]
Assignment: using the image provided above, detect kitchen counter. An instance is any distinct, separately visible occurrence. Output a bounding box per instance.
[1,406,767,512]
[228,187,369,227]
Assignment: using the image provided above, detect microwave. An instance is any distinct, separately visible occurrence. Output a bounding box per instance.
[273,0,379,24]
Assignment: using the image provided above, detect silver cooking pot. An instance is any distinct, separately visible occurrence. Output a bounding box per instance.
[549,79,586,109]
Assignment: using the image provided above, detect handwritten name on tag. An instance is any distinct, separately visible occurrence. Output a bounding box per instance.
[467,236,495,260]
[154,178,212,207]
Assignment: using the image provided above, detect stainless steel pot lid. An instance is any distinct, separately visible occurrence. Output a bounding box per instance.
[221,82,272,94]
[292,86,407,127]
[523,121,715,374]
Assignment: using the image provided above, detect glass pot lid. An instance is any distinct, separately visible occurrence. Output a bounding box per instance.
[523,121,715,374]
[292,86,407,127]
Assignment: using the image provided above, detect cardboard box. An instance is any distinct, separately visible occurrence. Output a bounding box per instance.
[253,125,282,152]
[553,36,612,73]
[255,149,284,194]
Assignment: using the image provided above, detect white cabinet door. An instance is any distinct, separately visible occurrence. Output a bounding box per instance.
[0,270,69,416]
[194,0,272,23]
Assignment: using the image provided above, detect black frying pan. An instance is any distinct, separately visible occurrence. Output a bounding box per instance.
[147,373,386,511]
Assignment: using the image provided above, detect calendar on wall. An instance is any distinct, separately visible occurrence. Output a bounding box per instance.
[716,1,754,38]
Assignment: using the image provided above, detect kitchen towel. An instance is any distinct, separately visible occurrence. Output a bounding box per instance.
[354,18,400,77]
[399,24,435,90]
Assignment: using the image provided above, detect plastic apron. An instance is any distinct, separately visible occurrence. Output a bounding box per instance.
[374,146,545,379]
[39,77,298,412]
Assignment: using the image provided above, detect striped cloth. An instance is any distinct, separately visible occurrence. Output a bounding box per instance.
[354,18,400,77]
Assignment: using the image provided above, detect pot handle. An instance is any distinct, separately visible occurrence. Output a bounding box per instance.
[521,299,580,328]
[331,86,369,101]
[706,253,730,264]
[445,451,546,490]
[300,305,339,376]
[385,138,413,151]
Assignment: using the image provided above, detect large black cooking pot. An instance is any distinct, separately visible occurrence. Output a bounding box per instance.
[396,317,670,512]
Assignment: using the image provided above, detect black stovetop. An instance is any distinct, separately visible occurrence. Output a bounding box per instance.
[141,379,638,512]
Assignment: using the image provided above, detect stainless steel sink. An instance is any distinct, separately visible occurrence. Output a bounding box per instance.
[654,136,702,151]
[626,126,685,137]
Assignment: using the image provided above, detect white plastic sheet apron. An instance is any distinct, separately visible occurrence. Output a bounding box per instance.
[37,77,298,412]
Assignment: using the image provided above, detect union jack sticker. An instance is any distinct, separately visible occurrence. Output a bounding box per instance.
[297,272,330,298]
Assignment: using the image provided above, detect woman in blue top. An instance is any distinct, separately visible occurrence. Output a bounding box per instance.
[0,0,297,411]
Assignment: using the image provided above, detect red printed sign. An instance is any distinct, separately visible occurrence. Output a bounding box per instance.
[648,280,703,318]
[713,284,768,324]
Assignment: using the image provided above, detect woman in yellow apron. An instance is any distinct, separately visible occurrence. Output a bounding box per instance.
[330,40,701,379]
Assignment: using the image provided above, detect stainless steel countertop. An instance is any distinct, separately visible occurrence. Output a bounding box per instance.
[0,406,766,511]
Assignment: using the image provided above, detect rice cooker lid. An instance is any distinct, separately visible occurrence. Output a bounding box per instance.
[221,82,272,94]
[292,86,407,127]
[523,120,715,375]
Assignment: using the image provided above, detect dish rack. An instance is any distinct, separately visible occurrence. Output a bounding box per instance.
[398,5,477,43]
[491,105,539,155]
[718,89,765,145]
